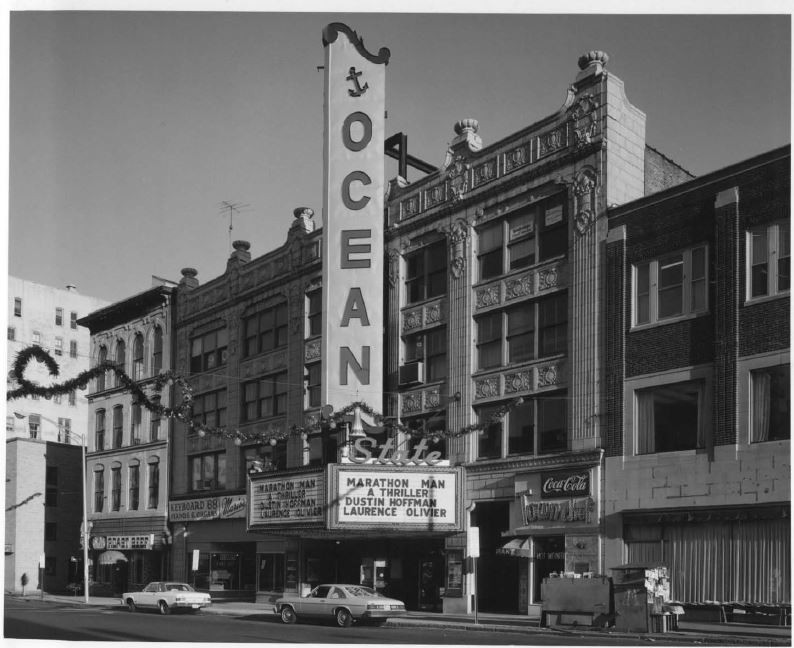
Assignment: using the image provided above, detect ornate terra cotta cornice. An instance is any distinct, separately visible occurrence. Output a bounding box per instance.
[465,448,603,473]
[322,23,391,65]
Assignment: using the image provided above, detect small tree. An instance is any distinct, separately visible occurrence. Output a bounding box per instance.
[20,573,28,596]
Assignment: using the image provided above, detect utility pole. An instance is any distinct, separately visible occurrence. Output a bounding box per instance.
[218,201,250,251]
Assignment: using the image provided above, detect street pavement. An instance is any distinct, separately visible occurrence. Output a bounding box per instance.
[8,593,791,646]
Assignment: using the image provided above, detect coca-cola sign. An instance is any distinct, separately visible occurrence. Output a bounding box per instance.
[540,470,590,499]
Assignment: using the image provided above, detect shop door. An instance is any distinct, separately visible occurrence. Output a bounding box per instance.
[417,556,443,612]
[533,535,565,602]
[473,500,519,613]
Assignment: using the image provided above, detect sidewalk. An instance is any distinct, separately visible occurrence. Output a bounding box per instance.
[12,593,792,646]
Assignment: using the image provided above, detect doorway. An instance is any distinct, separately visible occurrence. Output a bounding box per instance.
[473,500,520,613]
[533,535,565,602]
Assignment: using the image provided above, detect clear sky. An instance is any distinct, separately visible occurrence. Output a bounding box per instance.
[6,5,792,303]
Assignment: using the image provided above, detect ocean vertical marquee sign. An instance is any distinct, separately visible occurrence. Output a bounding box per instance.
[321,23,389,410]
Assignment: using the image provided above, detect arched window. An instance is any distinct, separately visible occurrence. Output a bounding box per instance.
[152,326,163,374]
[97,346,108,392]
[113,405,124,448]
[93,465,105,513]
[95,409,106,451]
[132,333,144,380]
[115,340,126,387]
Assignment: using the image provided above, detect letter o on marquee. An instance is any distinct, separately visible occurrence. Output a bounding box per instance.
[342,111,373,152]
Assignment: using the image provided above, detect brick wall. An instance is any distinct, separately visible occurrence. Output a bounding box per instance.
[644,145,695,194]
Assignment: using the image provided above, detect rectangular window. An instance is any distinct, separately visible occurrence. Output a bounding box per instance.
[307,290,322,337]
[190,328,228,373]
[32,331,41,346]
[242,373,288,422]
[69,340,78,358]
[476,312,503,369]
[111,466,121,511]
[113,406,124,448]
[152,327,163,374]
[46,466,58,507]
[45,522,57,542]
[55,307,63,326]
[192,390,227,428]
[633,245,709,326]
[28,414,40,439]
[308,428,339,467]
[7,327,15,341]
[477,392,567,459]
[748,222,790,299]
[247,442,286,473]
[57,417,71,444]
[306,363,321,408]
[54,337,63,356]
[478,194,566,281]
[478,293,567,370]
[405,240,447,304]
[68,390,76,406]
[258,553,285,592]
[148,463,160,508]
[129,465,140,511]
[751,364,790,442]
[636,381,704,454]
[94,471,104,513]
[478,222,504,281]
[45,556,56,576]
[14,298,22,317]
[190,452,226,491]
[404,327,447,382]
[244,304,288,357]
[70,311,78,329]
[6,416,14,433]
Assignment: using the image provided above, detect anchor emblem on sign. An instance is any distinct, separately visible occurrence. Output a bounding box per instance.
[346,67,369,97]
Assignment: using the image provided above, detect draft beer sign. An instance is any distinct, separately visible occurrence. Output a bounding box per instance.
[321,24,390,410]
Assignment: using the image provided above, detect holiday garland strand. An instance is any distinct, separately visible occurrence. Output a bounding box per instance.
[7,345,524,445]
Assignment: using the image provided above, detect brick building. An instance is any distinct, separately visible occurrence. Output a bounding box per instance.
[604,145,790,605]
[78,282,177,595]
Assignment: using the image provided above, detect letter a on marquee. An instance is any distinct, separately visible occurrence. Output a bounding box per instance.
[321,23,389,410]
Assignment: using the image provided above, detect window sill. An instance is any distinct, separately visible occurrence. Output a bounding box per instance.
[473,257,566,290]
[743,292,789,307]
[630,311,708,332]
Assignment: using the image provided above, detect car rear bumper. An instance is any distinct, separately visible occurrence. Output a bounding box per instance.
[173,601,212,609]
[361,609,406,619]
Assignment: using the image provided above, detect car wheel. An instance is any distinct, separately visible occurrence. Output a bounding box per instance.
[126,599,136,613]
[158,601,170,615]
[280,606,297,624]
[335,608,353,628]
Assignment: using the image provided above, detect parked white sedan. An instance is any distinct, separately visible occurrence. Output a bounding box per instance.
[274,584,406,627]
[122,581,212,615]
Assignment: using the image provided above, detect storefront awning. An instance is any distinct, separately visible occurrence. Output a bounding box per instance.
[496,538,532,558]
[97,550,128,565]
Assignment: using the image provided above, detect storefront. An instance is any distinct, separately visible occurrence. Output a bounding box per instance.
[477,457,602,616]
[168,493,257,600]
[88,521,170,595]
[247,460,463,609]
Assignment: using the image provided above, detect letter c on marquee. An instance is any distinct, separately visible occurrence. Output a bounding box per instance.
[342,171,372,210]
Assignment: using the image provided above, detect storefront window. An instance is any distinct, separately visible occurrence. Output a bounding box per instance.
[258,553,285,592]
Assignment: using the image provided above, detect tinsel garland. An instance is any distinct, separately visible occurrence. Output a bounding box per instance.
[7,345,525,446]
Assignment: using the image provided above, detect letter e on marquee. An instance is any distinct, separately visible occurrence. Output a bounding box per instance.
[321,23,389,409]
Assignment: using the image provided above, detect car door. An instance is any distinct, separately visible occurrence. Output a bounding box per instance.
[138,582,159,608]
[300,585,332,617]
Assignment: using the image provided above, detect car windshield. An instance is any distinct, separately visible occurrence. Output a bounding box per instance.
[165,583,194,591]
[341,585,379,597]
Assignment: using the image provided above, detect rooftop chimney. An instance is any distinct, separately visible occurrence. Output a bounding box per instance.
[291,207,315,235]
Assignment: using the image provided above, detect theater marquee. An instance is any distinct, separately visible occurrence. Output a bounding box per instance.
[320,23,389,410]
[329,465,462,533]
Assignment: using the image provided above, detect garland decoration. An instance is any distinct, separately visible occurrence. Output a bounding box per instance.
[7,345,526,447]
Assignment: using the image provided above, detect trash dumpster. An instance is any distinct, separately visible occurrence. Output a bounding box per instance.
[610,563,677,633]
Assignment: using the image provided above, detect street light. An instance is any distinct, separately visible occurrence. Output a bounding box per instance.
[12,412,90,603]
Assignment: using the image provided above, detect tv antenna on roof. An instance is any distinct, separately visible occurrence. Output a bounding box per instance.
[218,201,251,250]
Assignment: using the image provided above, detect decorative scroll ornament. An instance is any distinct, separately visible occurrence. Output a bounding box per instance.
[446,154,470,202]
[570,94,600,150]
[387,248,401,288]
[443,218,472,279]
[573,167,598,234]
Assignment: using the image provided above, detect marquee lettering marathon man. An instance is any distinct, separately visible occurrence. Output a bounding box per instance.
[256,478,322,519]
[342,476,448,518]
